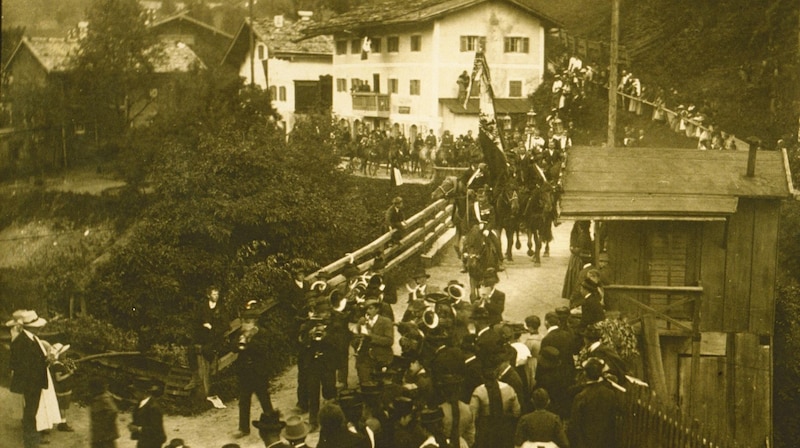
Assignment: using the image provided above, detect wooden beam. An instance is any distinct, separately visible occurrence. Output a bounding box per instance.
[642,315,669,401]
[605,284,704,294]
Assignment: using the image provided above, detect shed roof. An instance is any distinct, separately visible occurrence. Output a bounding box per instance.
[150,12,234,39]
[561,147,794,219]
[6,37,80,74]
[303,0,563,37]
[251,17,333,55]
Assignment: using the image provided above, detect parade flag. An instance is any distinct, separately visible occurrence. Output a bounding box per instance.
[361,37,371,60]
[466,51,509,189]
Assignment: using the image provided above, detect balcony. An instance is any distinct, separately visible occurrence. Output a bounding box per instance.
[351,92,390,117]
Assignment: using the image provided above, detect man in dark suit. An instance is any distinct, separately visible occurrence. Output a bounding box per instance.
[128,378,167,448]
[235,307,275,438]
[476,268,505,326]
[354,299,395,384]
[540,312,576,370]
[385,196,406,246]
[189,285,227,399]
[7,310,49,448]
[569,358,619,448]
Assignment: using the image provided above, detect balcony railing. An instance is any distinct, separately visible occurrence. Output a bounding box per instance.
[351,92,390,117]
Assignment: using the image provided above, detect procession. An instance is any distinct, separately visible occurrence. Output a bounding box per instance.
[2,0,799,447]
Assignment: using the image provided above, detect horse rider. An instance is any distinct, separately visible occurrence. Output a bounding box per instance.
[462,187,504,272]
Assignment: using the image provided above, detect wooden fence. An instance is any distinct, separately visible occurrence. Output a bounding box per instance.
[617,385,742,448]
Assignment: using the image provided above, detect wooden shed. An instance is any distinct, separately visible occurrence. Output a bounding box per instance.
[560,147,795,447]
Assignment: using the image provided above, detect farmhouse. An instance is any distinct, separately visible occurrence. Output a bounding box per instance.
[561,146,796,447]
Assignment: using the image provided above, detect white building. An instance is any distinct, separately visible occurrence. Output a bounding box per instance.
[222,13,333,132]
[303,0,561,138]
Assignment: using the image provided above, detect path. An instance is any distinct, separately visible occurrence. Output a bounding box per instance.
[0,221,573,448]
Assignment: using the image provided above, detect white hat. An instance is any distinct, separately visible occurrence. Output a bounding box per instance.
[5,310,47,328]
[50,343,71,358]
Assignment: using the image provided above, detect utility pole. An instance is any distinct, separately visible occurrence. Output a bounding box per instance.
[249,0,255,86]
[607,0,620,147]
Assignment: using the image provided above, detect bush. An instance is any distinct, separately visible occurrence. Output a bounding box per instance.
[47,315,139,353]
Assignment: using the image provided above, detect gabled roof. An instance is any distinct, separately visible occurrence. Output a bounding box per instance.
[4,37,79,74]
[150,12,234,39]
[561,147,794,219]
[303,0,564,37]
[154,41,206,72]
[2,37,204,75]
[222,17,333,66]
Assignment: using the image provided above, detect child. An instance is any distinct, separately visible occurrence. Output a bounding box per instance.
[50,343,76,432]
[89,377,119,448]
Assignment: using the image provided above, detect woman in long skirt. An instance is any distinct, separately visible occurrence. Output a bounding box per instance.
[562,220,593,300]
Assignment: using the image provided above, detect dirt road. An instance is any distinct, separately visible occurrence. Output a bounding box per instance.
[0,221,573,448]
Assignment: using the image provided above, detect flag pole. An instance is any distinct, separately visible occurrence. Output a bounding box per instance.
[607,0,620,147]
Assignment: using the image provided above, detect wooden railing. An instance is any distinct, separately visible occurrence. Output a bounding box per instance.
[351,92,391,116]
[617,385,741,448]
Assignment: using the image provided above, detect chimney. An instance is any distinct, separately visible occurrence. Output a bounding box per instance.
[298,11,313,21]
[274,15,284,27]
[746,137,759,177]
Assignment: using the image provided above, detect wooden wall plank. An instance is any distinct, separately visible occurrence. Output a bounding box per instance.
[678,355,728,438]
[749,200,780,334]
[733,334,770,447]
[700,221,726,332]
[661,336,685,406]
[608,221,644,316]
[723,201,755,331]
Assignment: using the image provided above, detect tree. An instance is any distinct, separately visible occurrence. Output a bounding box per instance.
[73,0,160,137]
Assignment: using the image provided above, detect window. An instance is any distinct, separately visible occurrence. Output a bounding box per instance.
[410,35,422,52]
[460,35,486,52]
[410,79,421,96]
[257,44,265,60]
[279,86,287,101]
[389,78,398,94]
[387,36,399,53]
[351,39,361,54]
[336,40,348,55]
[269,85,277,101]
[336,78,347,92]
[509,80,523,97]
[370,37,381,53]
[504,37,530,53]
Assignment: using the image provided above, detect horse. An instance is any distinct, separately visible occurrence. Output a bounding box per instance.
[493,178,520,261]
[431,176,471,256]
[462,224,502,299]
[520,181,555,266]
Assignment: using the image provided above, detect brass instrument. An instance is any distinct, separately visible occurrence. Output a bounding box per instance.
[421,306,439,329]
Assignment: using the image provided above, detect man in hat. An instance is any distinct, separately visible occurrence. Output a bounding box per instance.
[88,376,119,448]
[128,378,167,448]
[389,396,426,448]
[281,415,310,448]
[580,324,628,387]
[385,196,407,247]
[286,264,313,414]
[298,301,337,431]
[578,278,605,330]
[406,267,430,303]
[7,309,51,448]
[569,358,619,448]
[534,346,573,421]
[540,312,577,374]
[252,411,290,448]
[234,308,275,438]
[354,298,395,384]
[476,268,505,326]
[472,307,505,369]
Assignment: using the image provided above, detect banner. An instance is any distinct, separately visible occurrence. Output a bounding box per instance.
[361,37,371,60]
[466,51,509,190]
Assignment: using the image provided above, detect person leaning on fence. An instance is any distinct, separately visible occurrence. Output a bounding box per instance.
[385,196,407,247]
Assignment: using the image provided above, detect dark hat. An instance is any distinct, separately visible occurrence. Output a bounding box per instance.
[412,267,430,279]
[389,396,415,418]
[359,381,382,396]
[338,389,364,410]
[315,270,331,280]
[392,196,404,206]
[368,274,383,286]
[166,439,187,448]
[342,263,361,278]
[480,268,499,286]
[531,388,550,409]
[371,256,386,271]
[581,277,598,291]
[252,410,285,432]
[363,298,381,308]
[538,346,561,369]
[420,406,444,425]
[280,415,309,441]
[555,306,570,317]
[423,285,449,304]
[131,377,164,397]
[582,324,602,340]
[582,357,605,380]
[471,307,490,321]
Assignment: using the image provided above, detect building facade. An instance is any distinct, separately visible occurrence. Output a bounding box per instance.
[305,0,561,138]
[222,14,333,133]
